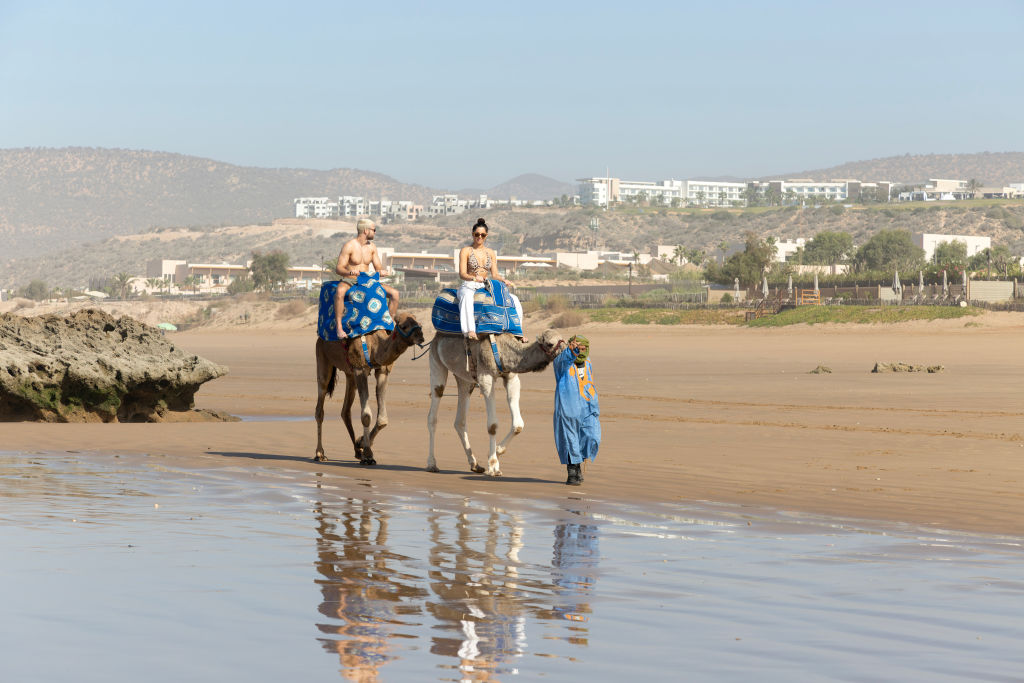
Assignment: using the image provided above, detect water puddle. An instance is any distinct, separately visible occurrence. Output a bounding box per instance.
[1,451,1022,681]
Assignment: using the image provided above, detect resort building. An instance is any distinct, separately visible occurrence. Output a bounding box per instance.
[913,233,991,263]
[682,180,748,207]
[577,177,619,207]
[294,197,339,219]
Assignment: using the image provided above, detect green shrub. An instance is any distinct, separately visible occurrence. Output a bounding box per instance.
[720,293,734,303]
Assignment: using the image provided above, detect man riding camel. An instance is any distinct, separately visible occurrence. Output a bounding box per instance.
[334,218,399,337]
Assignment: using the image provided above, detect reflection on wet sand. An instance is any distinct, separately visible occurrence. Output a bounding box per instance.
[426,505,530,680]
[545,520,600,646]
[310,479,605,680]
[312,487,428,681]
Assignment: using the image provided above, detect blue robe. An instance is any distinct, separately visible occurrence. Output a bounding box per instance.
[553,345,601,465]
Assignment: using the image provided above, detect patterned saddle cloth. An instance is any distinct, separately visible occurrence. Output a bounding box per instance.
[317,272,394,341]
[431,279,523,336]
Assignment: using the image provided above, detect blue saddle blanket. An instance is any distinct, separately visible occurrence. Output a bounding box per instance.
[431,279,522,336]
[317,272,394,341]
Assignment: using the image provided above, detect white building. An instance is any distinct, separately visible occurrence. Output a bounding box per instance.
[913,233,991,262]
[618,179,684,205]
[294,197,339,219]
[683,180,748,207]
[772,238,806,263]
[577,177,619,207]
[339,196,367,217]
[428,194,470,216]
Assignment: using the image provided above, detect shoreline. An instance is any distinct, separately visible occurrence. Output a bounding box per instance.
[3,313,1024,536]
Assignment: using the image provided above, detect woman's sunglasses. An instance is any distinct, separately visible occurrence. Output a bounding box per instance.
[473,232,487,238]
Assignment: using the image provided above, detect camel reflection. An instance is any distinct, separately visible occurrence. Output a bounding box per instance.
[312,482,604,680]
[427,504,529,680]
[313,492,427,682]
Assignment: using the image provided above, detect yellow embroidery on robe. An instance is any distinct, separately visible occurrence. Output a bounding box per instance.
[571,364,597,402]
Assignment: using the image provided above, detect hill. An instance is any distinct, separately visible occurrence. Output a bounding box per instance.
[479,173,574,200]
[5,203,1023,290]
[782,152,1024,186]
[0,147,570,263]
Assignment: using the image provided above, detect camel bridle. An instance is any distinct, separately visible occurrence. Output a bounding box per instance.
[544,338,566,360]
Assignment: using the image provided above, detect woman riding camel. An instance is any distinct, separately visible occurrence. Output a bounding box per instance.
[457,218,523,340]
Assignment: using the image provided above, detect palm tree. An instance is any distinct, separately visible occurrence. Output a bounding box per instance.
[718,191,727,207]
[966,178,981,198]
[696,190,707,207]
[113,272,133,300]
[672,245,686,266]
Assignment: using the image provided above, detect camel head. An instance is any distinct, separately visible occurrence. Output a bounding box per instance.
[392,312,425,346]
[535,328,566,361]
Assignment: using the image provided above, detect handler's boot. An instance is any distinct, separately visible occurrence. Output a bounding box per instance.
[566,463,582,486]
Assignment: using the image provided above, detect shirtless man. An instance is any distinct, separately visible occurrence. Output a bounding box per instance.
[334,218,399,336]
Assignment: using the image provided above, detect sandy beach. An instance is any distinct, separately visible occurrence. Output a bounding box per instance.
[4,307,1023,536]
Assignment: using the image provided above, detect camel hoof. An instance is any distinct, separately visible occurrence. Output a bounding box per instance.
[359,457,377,466]
[313,452,328,462]
[496,445,506,456]
[487,470,502,478]
[471,464,486,474]
[426,465,440,473]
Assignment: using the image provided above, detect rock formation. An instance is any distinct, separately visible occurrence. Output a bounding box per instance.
[0,309,230,422]
[871,361,944,374]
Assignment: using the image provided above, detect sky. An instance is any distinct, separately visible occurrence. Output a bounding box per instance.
[1,0,1022,189]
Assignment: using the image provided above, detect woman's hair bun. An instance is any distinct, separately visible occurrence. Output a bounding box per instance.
[473,218,487,229]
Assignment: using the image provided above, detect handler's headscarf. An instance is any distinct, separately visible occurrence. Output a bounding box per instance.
[570,335,589,366]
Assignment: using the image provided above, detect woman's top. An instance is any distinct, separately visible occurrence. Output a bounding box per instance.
[467,249,491,273]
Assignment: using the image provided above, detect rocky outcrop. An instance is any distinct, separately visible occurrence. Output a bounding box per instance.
[872,361,945,374]
[0,309,230,422]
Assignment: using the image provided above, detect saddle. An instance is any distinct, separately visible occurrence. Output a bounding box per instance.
[317,272,394,342]
[430,279,523,336]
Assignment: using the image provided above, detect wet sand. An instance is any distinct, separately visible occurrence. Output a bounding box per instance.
[4,450,1024,681]
[4,313,1024,535]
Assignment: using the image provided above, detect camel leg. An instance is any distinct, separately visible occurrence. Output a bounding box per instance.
[355,374,375,465]
[476,374,501,476]
[495,374,524,456]
[366,368,390,447]
[454,377,484,474]
[313,346,331,462]
[426,351,448,473]
[340,374,359,460]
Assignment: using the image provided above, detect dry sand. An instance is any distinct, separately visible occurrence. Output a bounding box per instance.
[3,305,1023,536]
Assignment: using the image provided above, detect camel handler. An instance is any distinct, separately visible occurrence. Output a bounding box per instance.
[334,218,399,337]
[552,335,600,486]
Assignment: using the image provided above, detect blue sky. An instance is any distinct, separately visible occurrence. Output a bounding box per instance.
[1,0,1022,189]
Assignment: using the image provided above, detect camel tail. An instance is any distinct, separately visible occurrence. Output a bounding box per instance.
[326,366,337,397]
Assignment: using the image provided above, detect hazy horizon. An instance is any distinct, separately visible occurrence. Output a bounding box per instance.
[2,0,1022,189]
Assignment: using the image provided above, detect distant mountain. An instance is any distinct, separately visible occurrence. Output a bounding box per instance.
[483,173,574,200]
[779,152,1024,186]
[0,147,440,261]
[0,148,575,264]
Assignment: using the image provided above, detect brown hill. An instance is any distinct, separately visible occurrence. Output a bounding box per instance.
[5,204,1023,290]
[0,147,438,260]
[782,152,1024,186]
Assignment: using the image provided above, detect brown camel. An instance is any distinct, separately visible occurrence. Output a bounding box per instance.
[426,329,565,476]
[314,311,425,465]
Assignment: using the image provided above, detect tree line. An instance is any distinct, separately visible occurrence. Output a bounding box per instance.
[699,230,1022,288]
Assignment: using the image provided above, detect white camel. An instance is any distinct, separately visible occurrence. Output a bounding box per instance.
[426,329,565,476]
